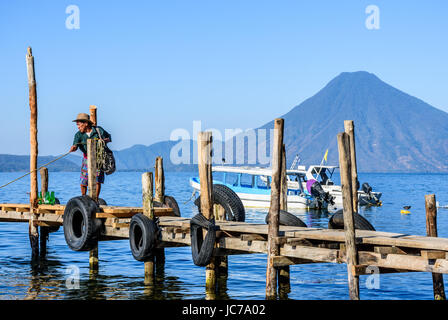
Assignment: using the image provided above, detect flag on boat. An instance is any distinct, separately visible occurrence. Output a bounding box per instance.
[323,149,328,162]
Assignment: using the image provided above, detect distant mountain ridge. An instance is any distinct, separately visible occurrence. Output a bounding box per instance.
[2,71,447,173]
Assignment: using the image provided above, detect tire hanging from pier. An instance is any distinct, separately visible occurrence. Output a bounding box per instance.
[154,195,181,217]
[129,213,159,261]
[190,214,217,267]
[265,210,308,227]
[194,184,245,222]
[63,196,102,251]
[97,198,107,206]
[328,209,376,231]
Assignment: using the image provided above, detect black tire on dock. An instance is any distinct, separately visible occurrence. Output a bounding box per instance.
[164,195,181,217]
[63,196,102,251]
[194,184,245,222]
[97,198,107,206]
[213,184,245,219]
[265,210,308,227]
[153,201,164,207]
[328,209,375,231]
[190,213,216,267]
[129,213,158,261]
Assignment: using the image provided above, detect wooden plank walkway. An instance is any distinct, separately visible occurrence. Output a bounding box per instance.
[0,203,173,217]
[106,217,448,274]
[3,204,448,275]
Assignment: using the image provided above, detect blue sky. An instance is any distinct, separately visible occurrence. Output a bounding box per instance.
[1,1,447,155]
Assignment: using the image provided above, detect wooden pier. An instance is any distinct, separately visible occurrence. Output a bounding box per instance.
[0,47,447,300]
[2,201,448,297]
[2,120,448,300]
[3,204,448,275]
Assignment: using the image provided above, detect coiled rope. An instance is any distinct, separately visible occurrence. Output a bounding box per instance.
[95,138,106,172]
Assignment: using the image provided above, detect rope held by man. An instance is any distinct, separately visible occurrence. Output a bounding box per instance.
[0,136,110,190]
[0,150,73,189]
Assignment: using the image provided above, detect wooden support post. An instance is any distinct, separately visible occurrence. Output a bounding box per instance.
[39,167,49,257]
[213,202,229,297]
[266,118,284,300]
[344,120,359,211]
[425,194,446,300]
[154,157,166,265]
[278,143,290,296]
[142,172,154,219]
[142,172,155,284]
[40,167,48,200]
[87,139,98,201]
[87,139,99,271]
[89,105,97,126]
[279,144,288,212]
[217,253,228,279]
[214,204,228,278]
[337,132,360,300]
[88,107,99,272]
[89,247,99,273]
[26,47,39,261]
[154,157,165,204]
[198,131,217,297]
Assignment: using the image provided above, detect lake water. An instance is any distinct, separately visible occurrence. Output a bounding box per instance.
[0,171,448,300]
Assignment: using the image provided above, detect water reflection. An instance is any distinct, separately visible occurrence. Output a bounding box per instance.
[25,258,65,300]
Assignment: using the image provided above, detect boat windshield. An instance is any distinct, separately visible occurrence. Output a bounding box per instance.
[287,173,305,182]
[240,173,255,188]
[220,171,271,189]
[224,172,239,186]
[257,175,271,189]
[286,173,305,192]
[311,167,335,185]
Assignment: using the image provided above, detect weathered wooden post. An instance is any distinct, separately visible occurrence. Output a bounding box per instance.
[89,105,97,126]
[425,194,446,300]
[213,199,228,296]
[39,167,49,256]
[154,157,166,265]
[26,47,39,261]
[344,120,359,211]
[87,105,100,271]
[87,139,98,201]
[266,118,284,299]
[215,204,228,279]
[87,139,99,271]
[154,157,165,203]
[197,131,217,297]
[278,143,290,295]
[142,172,155,285]
[40,167,48,201]
[337,132,360,300]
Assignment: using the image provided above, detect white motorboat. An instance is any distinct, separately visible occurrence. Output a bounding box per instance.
[288,164,382,207]
[189,166,333,210]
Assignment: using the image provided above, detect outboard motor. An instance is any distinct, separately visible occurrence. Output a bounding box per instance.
[362,183,372,195]
[306,179,335,209]
[361,182,380,205]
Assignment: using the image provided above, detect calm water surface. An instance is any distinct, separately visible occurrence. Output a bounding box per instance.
[1,171,448,300]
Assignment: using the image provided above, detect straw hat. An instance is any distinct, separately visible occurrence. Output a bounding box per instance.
[72,113,92,124]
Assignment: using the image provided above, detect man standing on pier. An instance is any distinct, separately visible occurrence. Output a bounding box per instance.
[69,113,112,200]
